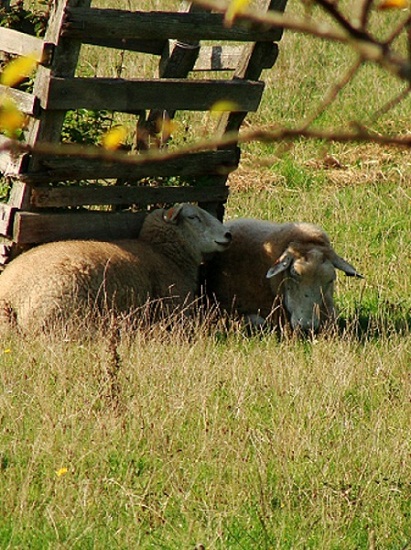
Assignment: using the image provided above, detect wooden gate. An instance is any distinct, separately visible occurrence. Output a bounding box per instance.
[0,0,287,265]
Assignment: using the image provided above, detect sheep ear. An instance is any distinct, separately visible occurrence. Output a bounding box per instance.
[266,252,293,279]
[332,253,364,278]
[163,204,184,224]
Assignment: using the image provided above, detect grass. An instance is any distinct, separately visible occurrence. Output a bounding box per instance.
[1,327,410,548]
[1,1,411,548]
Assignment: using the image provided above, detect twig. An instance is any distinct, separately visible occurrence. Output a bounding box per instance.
[315,0,374,43]
[360,0,375,30]
[384,14,411,46]
[300,58,363,130]
[2,123,411,174]
[191,0,411,83]
[368,85,411,124]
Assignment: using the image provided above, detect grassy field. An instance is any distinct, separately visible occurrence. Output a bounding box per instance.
[1,1,411,548]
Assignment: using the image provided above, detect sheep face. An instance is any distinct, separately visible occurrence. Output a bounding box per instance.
[162,204,232,254]
[267,246,362,333]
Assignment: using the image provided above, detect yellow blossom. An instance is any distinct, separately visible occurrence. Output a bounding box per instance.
[56,467,68,477]
[101,125,128,150]
[378,0,408,8]
[0,96,27,137]
[224,0,251,26]
[210,99,240,115]
[1,55,38,88]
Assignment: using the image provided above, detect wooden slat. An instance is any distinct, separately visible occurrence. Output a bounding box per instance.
[0,136,29,176]
[216,0,285,137]
[41,77,264,112]
[0,85,40,116]
[23,149,239,183]
[27,0,91,153]
[0,204,15,238]
[13,210,147,244]
[194,45,243,72]
[88,37,166,54]
[0,27,54,66]
[63,8,284,42]
[30,183,229,208]
[193,43,279,71]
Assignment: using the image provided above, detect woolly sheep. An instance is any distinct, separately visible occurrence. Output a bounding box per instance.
[0,203,232,334]
[205,219,363,333]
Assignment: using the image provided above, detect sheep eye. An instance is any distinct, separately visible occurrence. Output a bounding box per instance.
[187,214,200,221]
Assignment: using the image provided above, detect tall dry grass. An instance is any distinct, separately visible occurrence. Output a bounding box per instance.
[1,1,410,548]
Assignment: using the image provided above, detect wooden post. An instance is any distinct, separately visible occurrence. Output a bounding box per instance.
[27,0,91,156]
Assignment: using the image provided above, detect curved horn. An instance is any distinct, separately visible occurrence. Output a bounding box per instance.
[331,253,364,278]
[266,252,293,279]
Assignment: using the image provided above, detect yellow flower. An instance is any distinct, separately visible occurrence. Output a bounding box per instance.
[0,96,27,137]
[56,467,68,477]
[101,125,128,150]
[1,55,38,88]
[224,0,251,26]
[378,0,408,8]
[3,348,11,354]
[210,99,240,115]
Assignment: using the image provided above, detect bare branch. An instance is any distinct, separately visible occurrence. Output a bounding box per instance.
[191,0,411,83]
[368,85,411,124]
[360,0,375,30]
[300,58,363,130]
[315,0,375,43]
[1,124,410,176]
[384,13,411,46]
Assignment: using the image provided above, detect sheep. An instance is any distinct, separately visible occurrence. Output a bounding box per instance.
[205,219,363,333]
[0,203,232,334]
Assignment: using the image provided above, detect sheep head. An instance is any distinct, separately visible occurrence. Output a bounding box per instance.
[162,204,232,255]
[266,243,363,333]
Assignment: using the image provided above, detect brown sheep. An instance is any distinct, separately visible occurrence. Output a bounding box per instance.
[206,219,363,332]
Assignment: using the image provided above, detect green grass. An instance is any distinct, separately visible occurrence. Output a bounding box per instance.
[0,328,410,548]
[1,1,411,548]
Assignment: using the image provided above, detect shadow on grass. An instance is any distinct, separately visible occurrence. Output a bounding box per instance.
[337,300,411,341]
[211,300,411,345]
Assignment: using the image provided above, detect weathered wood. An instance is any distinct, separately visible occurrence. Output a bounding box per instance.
[159,2,204,79]
[86,37,167,55]
[195,43,279,71]
[0,136,29,176]
[0,204,15,238]
[7,179,32,210]
[23,149,239,183]
[0,84,40,116]
[13,210,147,243]
[216,0,286,137]
[0,27,54,66]
[0,0,289,260]
[27,0,91,154]
[41,77,264,112]
[216,42,279,136]
[194,45,240,71]
[30,183,229,208]
[62,8,284,43]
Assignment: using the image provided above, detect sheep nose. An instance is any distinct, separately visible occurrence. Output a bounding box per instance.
[224,231,232,242]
